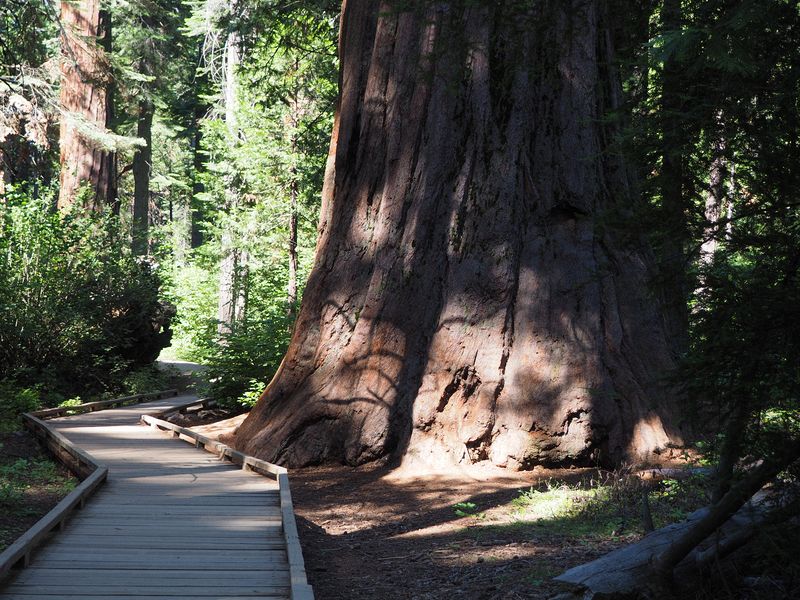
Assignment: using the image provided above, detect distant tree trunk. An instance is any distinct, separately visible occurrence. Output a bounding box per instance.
[190,107,205,249]
[217,243,238,336]
[659,0,689,350]
[57,0,115,210]
[235,248,249,324]
[190,40,208,249]
[217,32,245,336]
[287,59,302,318]
[99,9,117,211]
[726,161,735,239]
[235,1,684,469]
[132,99,153,255]
[287,172,298,317]
[700,112,726,264]
[0,149,8,197]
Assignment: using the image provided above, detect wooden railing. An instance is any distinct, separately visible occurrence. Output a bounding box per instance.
[141,408,314,600]
[0,389,180,582]
[29,389,179,419]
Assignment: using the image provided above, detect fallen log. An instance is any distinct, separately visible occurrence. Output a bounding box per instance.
[553,493,799,599]
[553,505,747,598]
[553,444,800,599]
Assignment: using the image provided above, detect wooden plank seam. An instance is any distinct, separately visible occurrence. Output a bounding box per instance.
[140,407,312,600]
[0,389,182,582]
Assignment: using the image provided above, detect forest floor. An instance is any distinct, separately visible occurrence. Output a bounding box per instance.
[191,416,709,600]
[288,463,618,599]
[0,430,76,553]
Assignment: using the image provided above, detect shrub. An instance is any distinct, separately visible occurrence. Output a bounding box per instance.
[203,312,292,409]
[0,380,40,432]
[0,187,174,406]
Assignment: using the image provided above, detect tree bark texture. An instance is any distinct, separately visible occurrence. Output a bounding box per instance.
[190,110,205,249]
[132,100,153,255]
[287,172,299,317]
[57,0,115,211]
[235,0,683,469]
[217,32,246,336]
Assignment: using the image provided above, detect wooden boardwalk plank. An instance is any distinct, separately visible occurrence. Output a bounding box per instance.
[8,568,288,584]
[0,395,295,599]
[3,587,289,600]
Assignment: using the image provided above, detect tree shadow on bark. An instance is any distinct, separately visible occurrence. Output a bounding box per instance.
[235,0,684,470]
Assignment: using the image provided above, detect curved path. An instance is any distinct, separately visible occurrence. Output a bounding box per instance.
[1,395,292,599]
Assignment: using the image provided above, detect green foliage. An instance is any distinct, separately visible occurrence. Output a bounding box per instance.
[453,501,484,518]
[0,381,39,432]
[155,0,338,411]
[0,457,75,509]
[57,397,83,408]
[512,482,598,523]
[507,471,710,539]
[608,0,800,484]
[120,365,172,397]
[0,188,174,412]
[204,310,293,409]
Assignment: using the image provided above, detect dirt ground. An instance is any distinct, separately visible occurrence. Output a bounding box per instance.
[191,417,641,599]
[167,409,800,599]
[288,463,625,600]
[0,431,77,552]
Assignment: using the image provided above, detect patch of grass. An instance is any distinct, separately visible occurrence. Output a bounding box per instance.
[466,469,711,542]
[507,480,622,538]
[0,458,76,512]
[453,501,485,519]
[512,482,597,520]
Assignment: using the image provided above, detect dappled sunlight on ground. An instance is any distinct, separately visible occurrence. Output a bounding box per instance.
[182,412,701,599]
[286,463,617,599]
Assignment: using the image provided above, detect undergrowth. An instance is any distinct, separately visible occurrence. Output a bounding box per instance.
[465,467,712,542]
[0,457,75,509]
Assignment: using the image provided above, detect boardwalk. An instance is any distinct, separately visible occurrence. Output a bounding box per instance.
[1,395,293,599]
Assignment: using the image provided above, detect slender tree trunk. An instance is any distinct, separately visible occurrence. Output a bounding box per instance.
[235,248,249,324]
[726,160,735,239]
[217,32,243,336]
[287,173,298,317]
[217,243,238,336]
[287,59,302,318]
[0,148,8,197]
[190,41,207,249]
[234,0,684,469]
[132,100,153,255]
[190,111,205,248]
[57,0,115,210]
[700,112,726,263]
[99,9,117,211]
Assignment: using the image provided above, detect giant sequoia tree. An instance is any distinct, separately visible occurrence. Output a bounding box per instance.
[235,0,684,469]
[57,0,115,209]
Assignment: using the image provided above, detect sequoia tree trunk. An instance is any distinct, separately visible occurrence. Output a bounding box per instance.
[57,0,115,210]
[235,0,684,469]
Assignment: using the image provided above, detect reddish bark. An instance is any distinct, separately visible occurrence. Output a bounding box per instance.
[57,0,114,210]
[235,1,684,469]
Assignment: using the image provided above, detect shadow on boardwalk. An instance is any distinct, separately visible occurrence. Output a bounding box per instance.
[0,396,292,599]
